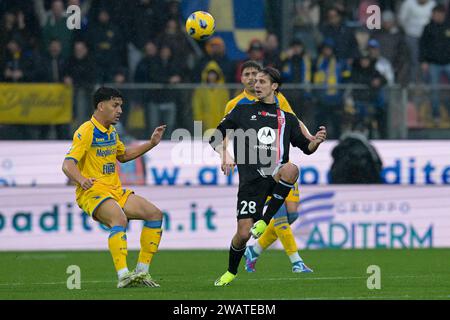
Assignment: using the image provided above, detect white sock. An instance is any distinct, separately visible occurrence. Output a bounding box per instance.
[117,267,129,279]
[136,262,149,274]
[253,242,264,255]
[289,252,303,264]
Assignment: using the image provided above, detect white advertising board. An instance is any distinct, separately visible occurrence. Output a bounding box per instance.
[0,185,448,250]
[0,141,450,187]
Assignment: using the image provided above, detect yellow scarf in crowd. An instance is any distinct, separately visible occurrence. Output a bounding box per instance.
[314,55,338,95]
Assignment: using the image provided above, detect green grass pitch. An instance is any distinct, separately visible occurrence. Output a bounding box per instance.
[1,249,449,300]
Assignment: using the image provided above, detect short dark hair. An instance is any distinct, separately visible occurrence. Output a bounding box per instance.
[433,4,446,13]
[290,38,304,47]
[241,60,262,74]
[259,67,282,93]
[93,87,123,110]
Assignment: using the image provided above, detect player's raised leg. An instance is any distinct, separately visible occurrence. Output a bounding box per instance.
[94,199,139,288]
[245,203,289,272]
[246,201,312,273]
[245,218,277,272]
[123,194,163,287]
[251,163,299,237]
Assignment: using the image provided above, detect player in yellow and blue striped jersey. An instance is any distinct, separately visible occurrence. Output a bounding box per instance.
[62,87,166,288]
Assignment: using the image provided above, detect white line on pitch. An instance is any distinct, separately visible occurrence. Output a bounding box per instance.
[243,275,431,281]
[0,274,433,287]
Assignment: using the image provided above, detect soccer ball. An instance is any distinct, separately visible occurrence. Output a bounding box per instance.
[185,11,216,41]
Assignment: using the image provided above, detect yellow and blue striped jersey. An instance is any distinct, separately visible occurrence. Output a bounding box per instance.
[65,116,125,195]
[224,90,296,115]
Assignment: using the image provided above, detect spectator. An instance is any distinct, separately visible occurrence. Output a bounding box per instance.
[313,38,351,139]
[35,0,73,59]
[316,0,347,23]
[63,40,96,127]
[419,4,450,125]
[265,0,283,40]
[367,39,395,85]
[192,61,230,134]
[112,67,134,131]
[293,0,320,28]
[194,36,233,83]
[1,38,39,139]
[153,44,183,85]
[292,0,321,58]
[372,10,411,85]
[0,1,40,37]
[398,0,436,83]
[130,0,167,50]
[319,7,359,65]
[156,19,190,55]
[40,39,66,83]
[350,54,387,138]
[88,0,127,25]
[2,38,38,82]
[247,39,265,65]
[263,33,282,69]
[281,39,313,84]
[354,26,371,55]
[133,40,159,133]
[0,10,32,59]
[113,67,127,87]
[134,41,159,83]
[87,0,131,68]
[144,45,182,138]
[234,39,265,83]
[64,41,95,87]
[280,39,314,125]
[87,8,125,83]
[37,39,70,140]
[155,18,192,78]
[165,0,184,24]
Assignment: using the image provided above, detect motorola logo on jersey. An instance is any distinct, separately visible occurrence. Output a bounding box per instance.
[257,127,276,144]
[258,111,277,118]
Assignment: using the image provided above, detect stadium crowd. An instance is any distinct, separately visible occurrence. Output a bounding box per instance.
[0,0,449,140]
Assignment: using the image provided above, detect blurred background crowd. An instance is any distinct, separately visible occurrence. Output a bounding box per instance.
[0,0,449,141]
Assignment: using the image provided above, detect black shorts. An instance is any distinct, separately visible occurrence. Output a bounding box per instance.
[236,176,277,220]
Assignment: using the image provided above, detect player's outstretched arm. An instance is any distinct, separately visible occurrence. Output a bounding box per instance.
[62,159,96,190]
[117,125,166,163]
[278,93,314,141]
[299,120,314,141]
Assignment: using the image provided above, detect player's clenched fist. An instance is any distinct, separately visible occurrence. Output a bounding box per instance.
[79,177,96,190]
[313,126,327,144]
